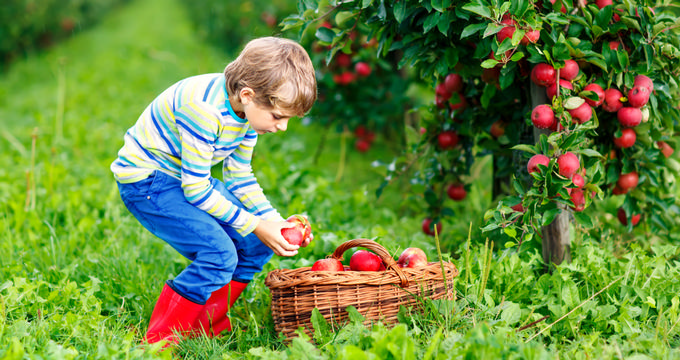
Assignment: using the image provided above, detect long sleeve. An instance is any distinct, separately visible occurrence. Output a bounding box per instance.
[223,128,284,222]
[175,101,260,235]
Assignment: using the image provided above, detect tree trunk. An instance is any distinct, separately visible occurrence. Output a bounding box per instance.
[530,82,572,266]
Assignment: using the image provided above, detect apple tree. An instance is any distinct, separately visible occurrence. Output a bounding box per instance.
[284,0,680,265]
[297,19,414,158]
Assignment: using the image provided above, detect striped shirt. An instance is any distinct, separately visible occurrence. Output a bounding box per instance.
[111,73,282,235]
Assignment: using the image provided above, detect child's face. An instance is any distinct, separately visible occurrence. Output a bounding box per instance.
[240,89,292,135]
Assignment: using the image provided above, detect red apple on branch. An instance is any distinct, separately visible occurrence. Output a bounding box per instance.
[568,101,593,124]
[627,86,650,108]
[658,141,674,158]
[527,154,550,174]
[617,171,639,192]
[444,73,464,93]
[531,104,555,129]
[447,183,467,201]
[531,63,556,87]
[355,62,372,77]
[438,130,459,149]
[557,152,580,178]
[617,107,642,127]
[617,208,640,226]
[582,83,605,107]
[422,218,442,237]
[559,60,580,80]
[613,128,636,148]
[603,88,624,112]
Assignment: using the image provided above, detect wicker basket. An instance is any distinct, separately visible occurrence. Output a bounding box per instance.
[265,239,458,339]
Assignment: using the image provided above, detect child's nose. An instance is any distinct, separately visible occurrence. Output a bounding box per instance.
[276,120,289,132]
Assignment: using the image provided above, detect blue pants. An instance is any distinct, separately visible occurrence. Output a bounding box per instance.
[117,170,273,304]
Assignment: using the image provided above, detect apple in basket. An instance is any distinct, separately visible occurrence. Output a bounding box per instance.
[311,258,345,271]
[280,215,312,246]
[349,250,386,271]
[397,247,428,268]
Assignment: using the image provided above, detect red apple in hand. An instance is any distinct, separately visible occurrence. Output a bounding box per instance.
[280,215,311,246]
[349,250,384,271]
[311,258,345,271]
[397,247,428,268]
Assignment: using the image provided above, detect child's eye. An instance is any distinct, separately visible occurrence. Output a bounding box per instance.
[272,113,281,120]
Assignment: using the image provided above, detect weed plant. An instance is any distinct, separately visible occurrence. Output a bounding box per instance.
[0,0,679,358]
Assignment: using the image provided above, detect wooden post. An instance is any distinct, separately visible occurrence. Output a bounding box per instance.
[530,82,572,266]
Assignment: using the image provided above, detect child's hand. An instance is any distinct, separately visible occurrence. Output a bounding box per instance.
[253,220,300,257]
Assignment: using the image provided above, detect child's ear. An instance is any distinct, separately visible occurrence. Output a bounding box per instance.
[239,87,255,104]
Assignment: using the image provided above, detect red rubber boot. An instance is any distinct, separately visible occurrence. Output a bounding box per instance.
[143,283,204,345]
[195,281,248,337]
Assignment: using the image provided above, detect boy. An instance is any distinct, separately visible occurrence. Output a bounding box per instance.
[111,37,317,344]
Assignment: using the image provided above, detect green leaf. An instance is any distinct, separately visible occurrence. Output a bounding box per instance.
[573,212,593,227]
[481,83,496,109]
[564,96,585,110]
[575,148,603,158]
[511,144,539,155]
[541,208,561,226]
[481,59,500,69]
[483,23,504,38]
[620,16,641,33]
[462,3,492,18]
[616,49,630,69]
[431,0,445,12]
[315,27,336,44]
[362,0,375,8]
[393,0,407,23]
[345,306,366,324]
[424,13,441,33]
[461,23,487,38]
[504,227,517,239]
[311,308,330,341]
[335,11,354,27]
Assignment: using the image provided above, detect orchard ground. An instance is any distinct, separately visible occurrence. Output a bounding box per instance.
[1,0,679,359]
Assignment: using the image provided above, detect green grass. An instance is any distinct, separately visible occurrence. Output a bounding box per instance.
[1,0,679,358]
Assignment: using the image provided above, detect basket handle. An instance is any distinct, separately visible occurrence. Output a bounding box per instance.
[331,239,410,287]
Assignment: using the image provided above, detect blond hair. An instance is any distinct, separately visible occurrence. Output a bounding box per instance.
[224,37,317,117]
